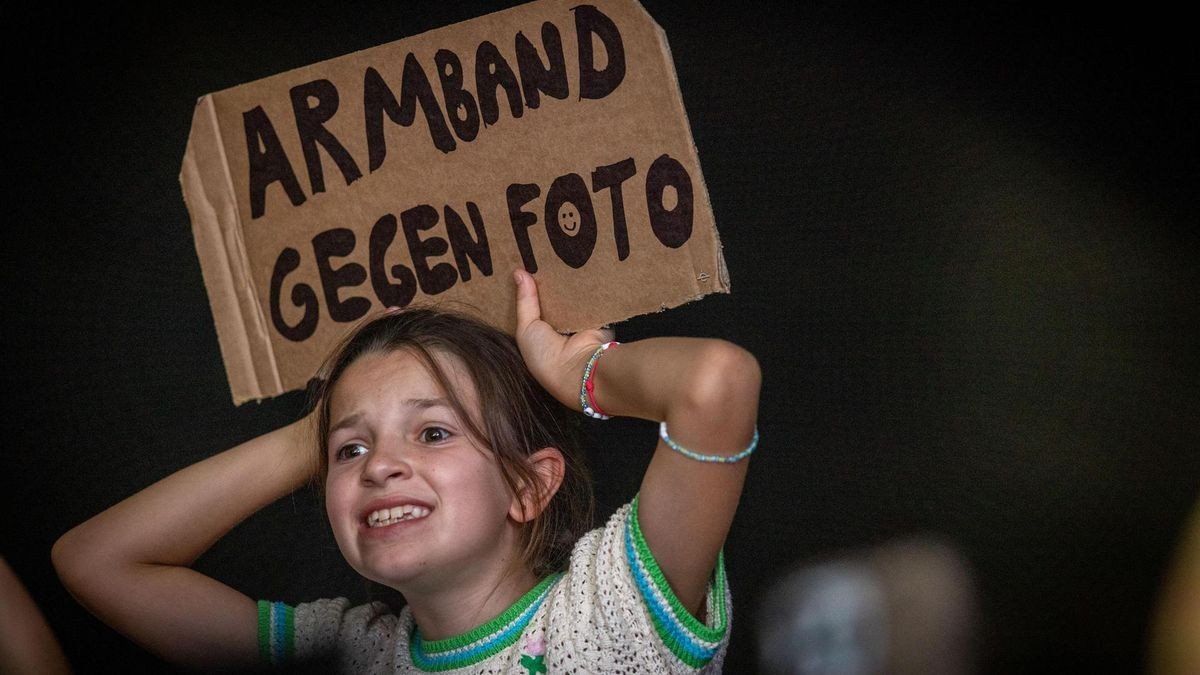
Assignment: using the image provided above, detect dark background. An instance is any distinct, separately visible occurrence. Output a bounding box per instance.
[4,1,1196,673]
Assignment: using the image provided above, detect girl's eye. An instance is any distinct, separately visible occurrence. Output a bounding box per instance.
[420,427,451,444]
[334,443,368,462]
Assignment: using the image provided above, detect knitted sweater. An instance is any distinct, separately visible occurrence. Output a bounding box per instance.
[259,498,730,673]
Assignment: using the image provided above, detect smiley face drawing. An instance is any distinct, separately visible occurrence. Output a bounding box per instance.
[557,202,581,236]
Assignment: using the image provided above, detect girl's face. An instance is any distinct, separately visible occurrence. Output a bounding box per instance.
[323,348,525,592]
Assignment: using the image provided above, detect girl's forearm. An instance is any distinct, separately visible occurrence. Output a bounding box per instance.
[55,419,314,569]
[51,418,315,666]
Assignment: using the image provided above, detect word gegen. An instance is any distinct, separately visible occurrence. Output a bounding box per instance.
[269,154,694,342]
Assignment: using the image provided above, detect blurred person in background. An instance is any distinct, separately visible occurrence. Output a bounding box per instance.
[758,538,977,675]
[1149,498,1200,675]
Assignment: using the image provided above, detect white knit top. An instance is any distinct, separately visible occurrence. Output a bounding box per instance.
[258,498,731,673]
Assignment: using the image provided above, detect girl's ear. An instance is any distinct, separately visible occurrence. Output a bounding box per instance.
[509,448,566,523]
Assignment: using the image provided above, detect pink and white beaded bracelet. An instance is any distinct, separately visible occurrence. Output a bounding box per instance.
[579,341,618,419]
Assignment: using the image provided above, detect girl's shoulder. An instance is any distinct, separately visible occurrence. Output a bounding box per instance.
[540,498,730,672]
[289,597,407,664]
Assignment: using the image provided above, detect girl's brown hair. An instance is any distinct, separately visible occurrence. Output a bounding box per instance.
[310,306,594,577]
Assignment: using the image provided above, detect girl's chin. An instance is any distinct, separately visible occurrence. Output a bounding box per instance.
[356,556,429,591]
[354,543,457,590]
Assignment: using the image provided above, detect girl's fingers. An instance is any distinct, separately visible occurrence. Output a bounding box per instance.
[513,269,543,333]
[512,269,613,407]
[513,268,610,346]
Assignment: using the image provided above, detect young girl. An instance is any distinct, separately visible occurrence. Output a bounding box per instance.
[53,270,760,673]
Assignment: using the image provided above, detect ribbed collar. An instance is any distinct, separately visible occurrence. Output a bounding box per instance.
[409,573,562,672]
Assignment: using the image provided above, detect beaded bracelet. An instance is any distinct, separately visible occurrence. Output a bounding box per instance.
[659,421,759,463]
[580,341,619,419]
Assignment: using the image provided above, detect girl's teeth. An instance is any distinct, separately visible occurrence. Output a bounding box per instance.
[368,505,431,527]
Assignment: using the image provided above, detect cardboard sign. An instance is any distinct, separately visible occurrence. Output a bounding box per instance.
[180,0,728,404]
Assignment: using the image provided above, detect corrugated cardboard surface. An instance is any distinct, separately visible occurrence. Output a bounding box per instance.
[181,0,727,404]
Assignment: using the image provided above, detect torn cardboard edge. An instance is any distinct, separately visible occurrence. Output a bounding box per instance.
[182,96,281,403]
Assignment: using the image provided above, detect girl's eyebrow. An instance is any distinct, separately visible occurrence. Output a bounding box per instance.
[329,399,452,435]
[406,397,451,410]
[329,412,363,436]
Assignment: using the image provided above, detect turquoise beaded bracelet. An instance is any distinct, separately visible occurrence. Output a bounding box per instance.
[659,421,759,463]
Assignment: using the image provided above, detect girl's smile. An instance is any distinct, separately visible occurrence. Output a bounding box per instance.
[323,348,526,593]
[358,496,434,540]
[364,502,433,529]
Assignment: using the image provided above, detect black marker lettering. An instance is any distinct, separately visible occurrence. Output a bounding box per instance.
[244,106,306,220]
[290,80,362,195]
[645,154,694,248]
[313,228,371,322]
[591,157,636,261]
[544,173,597,268]
[401,205,458,295]
[368,213,418,309]
[435,50,480,143]
[516,23,568,109]
[475,41,523,126]
[363,60,456,171]
[269,247,319,341]
[574,5,625,100]
[507,183,542,273]
[444,202,492,282]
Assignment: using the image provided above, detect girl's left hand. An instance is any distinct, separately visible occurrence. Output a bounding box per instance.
[513,269,613,411]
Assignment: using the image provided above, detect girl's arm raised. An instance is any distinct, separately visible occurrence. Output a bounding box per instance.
[513,271,760,618]
[52,418,313,669]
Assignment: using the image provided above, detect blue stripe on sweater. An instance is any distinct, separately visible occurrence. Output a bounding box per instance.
[624,521,718,663]
[412,587,551,668]
[271,601,286,664]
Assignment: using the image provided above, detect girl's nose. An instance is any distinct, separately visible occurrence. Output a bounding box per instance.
[360,438,412,485]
